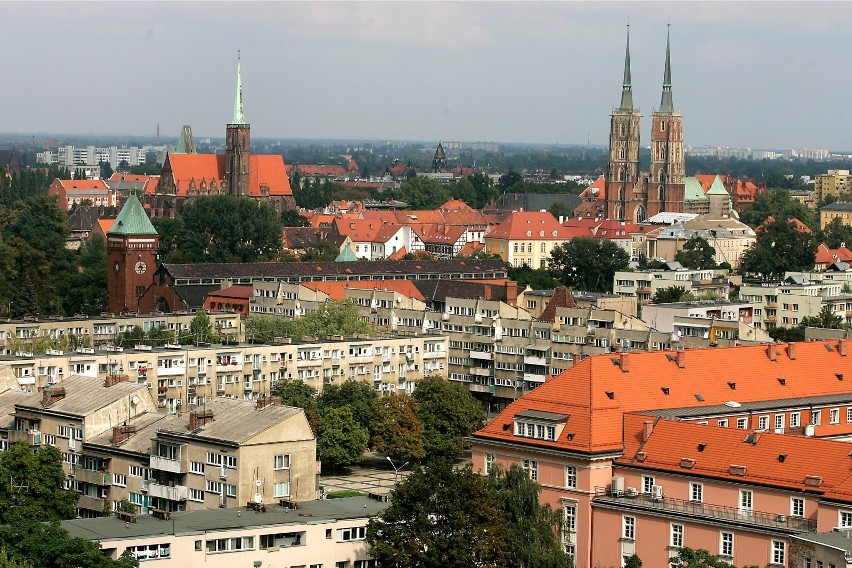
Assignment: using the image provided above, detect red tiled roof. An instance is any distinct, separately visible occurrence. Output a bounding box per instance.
[387,246,407,260]
[295,164,347,176]
[538,287,575,322]
[474,341,852,455]
[162,154,292,197]
[300,280,425,302]
[756,216,812,234]
[143,176,160,194]
[97,219,114,235]
[621,413,852,494]
[488,211,577,240]
[333,218,400,242]
[417,224,467,245]
[815,242,852,265]
[206,285,253,300]
[108,173,150,183]
[457,241,485,256]
[56,179,108,190]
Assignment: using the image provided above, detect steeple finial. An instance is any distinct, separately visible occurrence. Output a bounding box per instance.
[619,23,634,111]
[659,24,674,113]
[232,50,245,124]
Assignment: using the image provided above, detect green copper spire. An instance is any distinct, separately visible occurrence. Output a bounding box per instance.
[108,193,157,236]
[232,50,245,125]
[619,24,634,111]
[659,24,674,113]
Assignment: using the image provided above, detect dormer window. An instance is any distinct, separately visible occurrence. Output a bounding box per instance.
[513,410,568,441]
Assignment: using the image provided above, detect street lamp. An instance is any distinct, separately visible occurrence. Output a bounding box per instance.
[386,456,409,486]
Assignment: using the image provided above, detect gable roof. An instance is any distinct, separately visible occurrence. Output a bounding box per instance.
[684,177,709,201]
[108,194,157,236]
[816,242,852,266]
[161,153,292,197]
[487,211,575,240]
[538,287,575,322]
[300,280,425,302]
[55,179,109,191]
[706,174,730,196]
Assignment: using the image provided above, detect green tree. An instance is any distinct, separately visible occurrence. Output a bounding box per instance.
[371,393,425,462]
[280,209,309,227]
[150,217,185,263]
[651,285,692,304]
[548,237,630,293]
[398,176,450,209]
[366,460,512,568]
[0,442,77,524]
[318,380,378,436]
[675,236,717,269]
[271,379,318,412]
[820,217,852,249]
[741,218,817,280]
[66,233,108,316]
[489,465,572,568]
[179,310,219,345]
[294,300,375,339]
[0,520,138,568]
[767,326,805,342]
[413,375,484,459]
[99,161,114,180]
[624,554,643,568]
[508,265,561,290]
[671,547,735,568]
[449,177,477,207]
[548,202,573,220]
[739,188,816,229]
[180,195,283,262]
[498,171,523,193]
[300,239,340,262]
[317,406,369,471]
[801,305,844,329]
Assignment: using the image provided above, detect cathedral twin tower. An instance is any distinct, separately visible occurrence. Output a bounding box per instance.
[605,25,685,223]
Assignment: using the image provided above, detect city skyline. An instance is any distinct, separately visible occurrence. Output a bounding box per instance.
[2,2,851,150]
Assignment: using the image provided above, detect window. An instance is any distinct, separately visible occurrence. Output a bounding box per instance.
[189,489,204,502]
[274,454,291,470]
[791,497,804,517]
[847,408,852,423]
[565,466,577,489]
[690,483,703,503]
[190,461,205,475]
[337,526,367,542]
[642,475,655,494]
[720,531,734,557]
[207,452,237,468]
[717,419,728,427]
[522,459,538,481]
[485,454,495,475]
[622,516,635,540]
[274,482,290,498]
[113,473,127,487]
[129,466,148,478]
[812,410,822,425]
[736,417,747,429]
[774,414,784,430]
[260,531,305,549]
[670,523,684,547]
[206,536,254,553]
[757,415,769,430]
[739,489,753,515]
[839,511,852,527]
[830,408,840,424]
[354,562,376,568]
[771,540,785,565]
[126,543,171,560]
[790,412,801,428]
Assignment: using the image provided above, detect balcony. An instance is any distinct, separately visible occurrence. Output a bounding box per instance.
[216,360,242,372]
[157,365,186,377]
[77,494,106,512]
[149,453,187,474]
[147,482,188,502]
[468,383,493,393]
[296,357,322,367]
[469,367,492,378]
[470,351,492,361]
[524,372,547,383]
[75,469,112,486]
[524,354,548,366]
[423,350,444,358]
[592,487,815,533]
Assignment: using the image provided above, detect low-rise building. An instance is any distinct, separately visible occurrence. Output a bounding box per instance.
[740,279,843,329]
[821,202,852,230]
[613,264,730,305]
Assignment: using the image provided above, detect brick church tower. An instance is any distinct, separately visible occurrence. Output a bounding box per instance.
[107,194,159,314]
[226,52,250,197]
[605,25,685,222]
[648,25,685,217]
[605,25,643,223]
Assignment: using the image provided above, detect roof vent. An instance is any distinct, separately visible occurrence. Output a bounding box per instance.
[724,401,741,408]
[778,453,788,463]
[837,373,844,381]
[729,465,747,476]
[567,433,575,441]
[502,423,511,431]
[697,443,707,452]
[694,393,704,402]
[661,387,670,395]
[605,391,615,400]
[680,458,696,469]
[665,353,676,362]
[777,377,787,386]
[825,343,835,353]
[727,381,736,390]
[804,475,823,487]
[635,452,647,463]
[744,433,761,445]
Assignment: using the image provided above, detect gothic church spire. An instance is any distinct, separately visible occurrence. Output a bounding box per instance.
[659,24,674,113]
[619,24,634,111]
[232,50,245,125]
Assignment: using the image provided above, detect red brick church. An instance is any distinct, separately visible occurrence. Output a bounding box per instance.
[146,54,295,218]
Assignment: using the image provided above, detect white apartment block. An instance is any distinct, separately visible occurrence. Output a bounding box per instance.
[612,267,730,306]
[37,145,146,170]
[739,280,844,329]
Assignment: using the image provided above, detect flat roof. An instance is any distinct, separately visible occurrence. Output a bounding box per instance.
[61,497,389,542]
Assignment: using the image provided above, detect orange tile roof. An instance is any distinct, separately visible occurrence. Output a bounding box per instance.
[57,179,108,190]
[396,210,445,225]
[756,216,812,234]
[439,199,475,211]
[488,211,577,240]
[333,218,400,242]
[361,211,400,224]
[143,176,160,194]
[621,413,852,494]
[206,285,254,300]
[457,241,485,256]
[386,246,407,260]
[300,280,425,302]
[162,153,292,197]
[296,164,347,176]
[815,242,852,265]
[417,224,467,244]
[579,175,606,201]
[474,341,852,455]
[108,173,150,183]
[97,219,114,235]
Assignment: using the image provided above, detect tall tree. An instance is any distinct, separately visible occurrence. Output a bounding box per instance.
[739,188,816,229]
[741,217,817,280]
[317,406,369,471]
[800,305,844,329]
[0,442,77,524]
[398,176,450,209]
[179,310,219,345]
[548,237,630,293]
[675,235,717,269]
[489,465,572,568]
[180,195,283,262]
[370,393,425,462]
[318,380,378,436]
[820,217,852,249]
[0,521,138,568]
[413,375,484,459]
[651,285,692,304]
[367,460,513,568]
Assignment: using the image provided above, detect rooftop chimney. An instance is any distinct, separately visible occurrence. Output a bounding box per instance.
[112,424,136,445]
[840,339,848,357]
[42,386,66,407]
[767,346,778,362]
[642,420,654,442]
[619,353,630,373]
[189,410,214,430]
[104,374,130,387]
[676,350,685,369]
[786,344,796,360]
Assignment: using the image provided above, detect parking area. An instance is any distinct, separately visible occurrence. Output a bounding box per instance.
[320,453,412,497]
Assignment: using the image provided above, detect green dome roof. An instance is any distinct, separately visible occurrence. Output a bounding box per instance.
[108,194,157,236]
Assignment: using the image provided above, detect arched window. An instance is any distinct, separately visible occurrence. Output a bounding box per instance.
[618,188,625,201]
[658,186,665,202]
[635,205,646,223]
[614,205,623,221]
[618,167,625,182]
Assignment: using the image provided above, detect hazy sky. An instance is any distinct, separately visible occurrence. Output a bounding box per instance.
[2,1,851,150]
